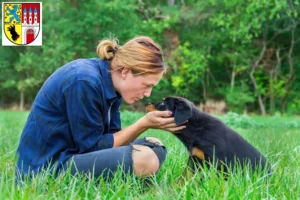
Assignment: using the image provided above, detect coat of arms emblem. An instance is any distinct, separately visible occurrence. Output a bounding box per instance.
[2,2,42,46]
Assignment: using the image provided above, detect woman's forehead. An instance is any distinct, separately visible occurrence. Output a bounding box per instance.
[142,72,163,85]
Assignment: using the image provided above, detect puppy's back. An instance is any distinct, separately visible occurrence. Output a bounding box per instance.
[193,108,270,173]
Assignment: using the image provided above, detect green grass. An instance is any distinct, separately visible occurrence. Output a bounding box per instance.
[0,110,299,199]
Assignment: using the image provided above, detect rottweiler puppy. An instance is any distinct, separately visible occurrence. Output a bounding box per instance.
[146,96,271,177]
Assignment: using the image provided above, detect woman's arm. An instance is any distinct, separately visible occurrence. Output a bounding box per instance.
[113,111,186,147]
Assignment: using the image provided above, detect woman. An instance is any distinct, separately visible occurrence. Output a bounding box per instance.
[16,36,186,180]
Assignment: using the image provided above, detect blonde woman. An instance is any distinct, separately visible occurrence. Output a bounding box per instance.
[16,36,186,180]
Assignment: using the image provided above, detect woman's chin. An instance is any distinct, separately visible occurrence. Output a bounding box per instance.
[124,98,136,105]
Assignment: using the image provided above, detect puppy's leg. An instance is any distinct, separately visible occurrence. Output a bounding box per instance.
[178,156,195,185]
[178,148,206,184]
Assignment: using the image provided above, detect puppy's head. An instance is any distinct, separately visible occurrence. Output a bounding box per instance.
[146,97,192,125]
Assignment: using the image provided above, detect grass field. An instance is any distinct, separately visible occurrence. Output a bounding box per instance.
[0,110,299,199]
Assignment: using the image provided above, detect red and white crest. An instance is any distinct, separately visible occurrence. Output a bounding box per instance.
[2,2,42,46]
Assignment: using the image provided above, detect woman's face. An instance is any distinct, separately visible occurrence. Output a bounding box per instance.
[117,69,164,104]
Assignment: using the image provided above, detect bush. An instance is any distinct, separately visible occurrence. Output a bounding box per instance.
[220,112,261,129]
[285,120,300,128]
[219,85,255,113]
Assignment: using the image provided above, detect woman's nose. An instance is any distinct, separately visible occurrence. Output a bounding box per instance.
[143,88,152,97]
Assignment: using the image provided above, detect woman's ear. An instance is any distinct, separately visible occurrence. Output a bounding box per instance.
[174,100,192,125]
[121,68,131,80]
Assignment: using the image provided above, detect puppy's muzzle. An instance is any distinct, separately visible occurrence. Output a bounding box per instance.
[146,103,158,113]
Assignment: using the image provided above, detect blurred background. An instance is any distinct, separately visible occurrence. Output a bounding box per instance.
[0,0,299,115]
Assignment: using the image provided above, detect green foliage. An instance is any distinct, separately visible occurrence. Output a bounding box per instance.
[168,42,207,100]
[272,79,287,98]
[220,112,261,129]
[219,84,255,113]
[1,0,300,115]
[138,3,179,44]
[207,0,291,43]
[287,98,300,115]
[285,120,300,128]
[15,51,44,92]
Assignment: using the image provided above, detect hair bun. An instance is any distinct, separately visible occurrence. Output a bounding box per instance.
[96,39,119,60]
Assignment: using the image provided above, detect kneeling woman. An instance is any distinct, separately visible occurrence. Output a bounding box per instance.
[15,36,186,180]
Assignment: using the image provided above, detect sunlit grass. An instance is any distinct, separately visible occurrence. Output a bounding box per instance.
[0,111,299,199]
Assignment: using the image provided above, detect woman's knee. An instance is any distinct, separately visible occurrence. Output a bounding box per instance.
[132,145,159,177]
[143,137,167,168]
[131,141,167,177]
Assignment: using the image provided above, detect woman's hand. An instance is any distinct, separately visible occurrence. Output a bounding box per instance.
[139,111,187,133]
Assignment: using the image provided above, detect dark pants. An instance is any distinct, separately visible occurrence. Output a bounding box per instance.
[61,137,167,179]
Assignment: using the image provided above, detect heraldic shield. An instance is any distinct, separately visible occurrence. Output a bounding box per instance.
[3,3,41,45]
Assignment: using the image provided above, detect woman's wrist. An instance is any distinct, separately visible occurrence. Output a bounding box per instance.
[136,116,149,131]
[113,116,149,147]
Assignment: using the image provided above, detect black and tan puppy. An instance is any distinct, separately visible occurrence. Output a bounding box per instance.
[146,96,271,177]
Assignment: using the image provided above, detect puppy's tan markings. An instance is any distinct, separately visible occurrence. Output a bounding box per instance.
[192,147,205,160]
[146,104,157,112]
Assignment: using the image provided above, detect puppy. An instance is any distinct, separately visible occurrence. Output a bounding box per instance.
[146,96,271,177]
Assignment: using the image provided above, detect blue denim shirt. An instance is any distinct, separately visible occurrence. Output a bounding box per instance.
[16,58,122,175]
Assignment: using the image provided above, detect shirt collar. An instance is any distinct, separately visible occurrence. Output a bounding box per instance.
[98,59,121,101]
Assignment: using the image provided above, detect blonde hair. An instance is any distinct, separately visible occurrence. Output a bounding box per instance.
[96,36,166,75]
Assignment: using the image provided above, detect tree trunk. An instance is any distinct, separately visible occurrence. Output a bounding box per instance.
[163,29,180,59]
[20,90,24,111]
[269,72,274,115]
[281,17,296,113]
[231,68,235,92]
[168,0,175,6]
[72,0,78,8]
[249,42,267,115]
[202,80,206,101]
[273,47,282,115]
[250,69,266,115]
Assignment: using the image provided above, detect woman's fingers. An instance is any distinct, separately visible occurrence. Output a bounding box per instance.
[162,123,177,128]
[145,110,188,131]
[161,119,188,128]
[153,110,172,117]
[161,120,187,132]
[160,117,175,125]
[167,125,186,133]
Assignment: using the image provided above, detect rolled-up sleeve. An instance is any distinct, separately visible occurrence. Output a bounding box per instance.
[64,80,114,153]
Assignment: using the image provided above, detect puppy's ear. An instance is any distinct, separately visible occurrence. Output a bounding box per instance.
[174,100,192,125]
